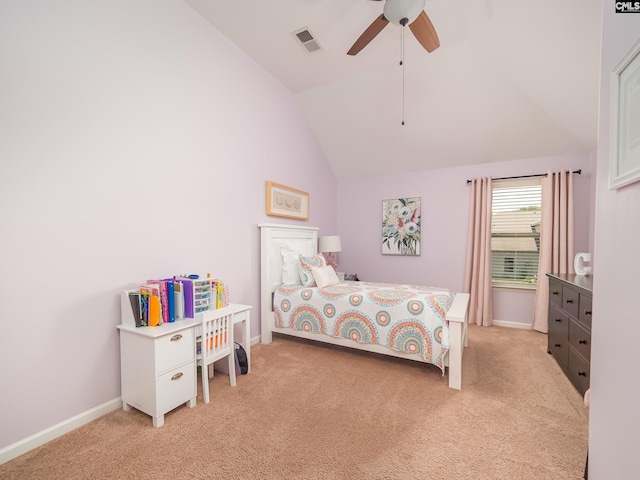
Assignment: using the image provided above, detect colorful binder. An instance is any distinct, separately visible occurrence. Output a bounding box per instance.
[140,284,161,326]
[173,281,184,320]
[174,278,193,318]
[147,279,168,324]
[165,280,175,322]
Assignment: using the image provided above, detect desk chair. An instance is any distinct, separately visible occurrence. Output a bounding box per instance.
[196,310,236,403]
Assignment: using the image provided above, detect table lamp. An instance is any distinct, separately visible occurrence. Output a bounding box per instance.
[319,235,342,271]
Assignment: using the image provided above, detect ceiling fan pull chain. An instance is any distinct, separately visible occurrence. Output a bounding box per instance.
[400,20,404,66]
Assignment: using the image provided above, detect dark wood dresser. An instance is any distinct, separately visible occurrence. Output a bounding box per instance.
[547,273,593,395]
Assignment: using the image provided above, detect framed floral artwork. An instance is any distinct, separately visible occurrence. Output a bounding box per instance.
[381,197,421,255]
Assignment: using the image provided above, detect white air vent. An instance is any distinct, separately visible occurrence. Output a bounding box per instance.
[292,27,321,53]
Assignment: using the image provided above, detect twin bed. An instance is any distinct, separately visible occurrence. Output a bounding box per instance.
[259,223,470,389]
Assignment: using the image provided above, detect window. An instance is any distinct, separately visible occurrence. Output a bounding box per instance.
[491,178,542,288]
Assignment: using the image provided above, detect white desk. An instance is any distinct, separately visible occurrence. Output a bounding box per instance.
[118,302,252,427]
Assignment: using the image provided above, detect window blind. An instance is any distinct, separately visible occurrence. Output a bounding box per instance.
[491,179,542,287]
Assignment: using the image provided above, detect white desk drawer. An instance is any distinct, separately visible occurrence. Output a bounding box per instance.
[157,361,196,414]
[156,329,195,374]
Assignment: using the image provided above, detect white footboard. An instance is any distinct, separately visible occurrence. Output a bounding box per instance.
[445,292,470,390]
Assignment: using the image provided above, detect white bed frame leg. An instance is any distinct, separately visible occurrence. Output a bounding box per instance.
[262,328,272,345]
[445,293,470,390]
[261,292,273,344]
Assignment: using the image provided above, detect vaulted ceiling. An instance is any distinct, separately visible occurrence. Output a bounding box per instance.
[184,0,603,180]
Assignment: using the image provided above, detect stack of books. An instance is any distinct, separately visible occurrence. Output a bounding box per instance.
[124,275,228,327]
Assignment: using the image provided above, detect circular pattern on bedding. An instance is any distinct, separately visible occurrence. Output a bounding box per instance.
[407,300,424,315]
[290,306,325,334]
[364,282,394,289]
[273,307,283,328]
[280,299,291,312]
[433,325,443,344]
[349,294,363,306]
[324,303,336,318]
[278,284,302,295]
[410,285,442,293]
[317,284,360,300]
[301,289,313,300]
[428,294,453,319]
[387,321,431,359]
[376,310,391,326]
[367,289,416,307]
[333,311,377,344]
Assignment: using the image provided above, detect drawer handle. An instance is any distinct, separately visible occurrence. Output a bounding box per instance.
[566,299,574,304]
[579,339,588,345]
[585,310,592,316]
[170,334,183,342]
[554,343,561,348]
[552,291,560,296]
[578,371,587,377]
[555,318,562,323]
[171,372,184,381]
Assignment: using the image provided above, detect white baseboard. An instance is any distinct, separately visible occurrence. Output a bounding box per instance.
[0,397,121,465]
[492,319,532,330]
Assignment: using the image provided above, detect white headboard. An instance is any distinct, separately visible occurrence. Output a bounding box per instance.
[258,223,319,343]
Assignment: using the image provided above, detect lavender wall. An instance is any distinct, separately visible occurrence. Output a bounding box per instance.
[0,0,337,450]
[337,154,593,326]
[589,8,640,478]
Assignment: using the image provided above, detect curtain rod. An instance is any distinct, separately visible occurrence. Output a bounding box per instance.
[466,169,581,184]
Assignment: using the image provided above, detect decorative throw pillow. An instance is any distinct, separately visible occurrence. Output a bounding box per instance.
[298,254,327,287]
[281,241,314,285]
[311,265,341,288]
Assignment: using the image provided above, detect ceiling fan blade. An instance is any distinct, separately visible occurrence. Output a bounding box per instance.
[409,10,440,53]
[347,14,390,56]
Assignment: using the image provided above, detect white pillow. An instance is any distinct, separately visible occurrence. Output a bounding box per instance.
[311,265,341,288]
[281,241,314,285]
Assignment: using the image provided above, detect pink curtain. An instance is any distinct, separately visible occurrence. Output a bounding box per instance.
[464,177,493,326]
[531,170,575,333]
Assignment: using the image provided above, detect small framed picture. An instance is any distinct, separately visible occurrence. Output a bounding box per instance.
[610,37,640,189]
[266,181,309,220]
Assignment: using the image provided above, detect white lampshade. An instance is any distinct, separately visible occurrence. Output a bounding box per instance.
[319,236,342,253]
[383,0,426,26]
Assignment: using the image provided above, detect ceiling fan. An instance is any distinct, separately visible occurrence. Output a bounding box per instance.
[347,0,440,56]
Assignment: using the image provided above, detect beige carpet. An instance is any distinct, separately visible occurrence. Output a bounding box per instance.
[0,325,589,480]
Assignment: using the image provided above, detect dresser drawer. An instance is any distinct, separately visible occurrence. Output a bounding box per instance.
[562,286,579,318]
[579,295,593,329]
[569,319,591,361]
[548,304,570,339]
[549,279,562,308]
[157,361,196,415]
[156,329,195,374]
[548,329,569,370]
[568,349,590,396]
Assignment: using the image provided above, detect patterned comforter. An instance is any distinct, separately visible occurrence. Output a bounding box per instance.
[273,282,454,372]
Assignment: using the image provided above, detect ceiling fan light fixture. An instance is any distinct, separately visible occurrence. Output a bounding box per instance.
[383,0,426,26]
